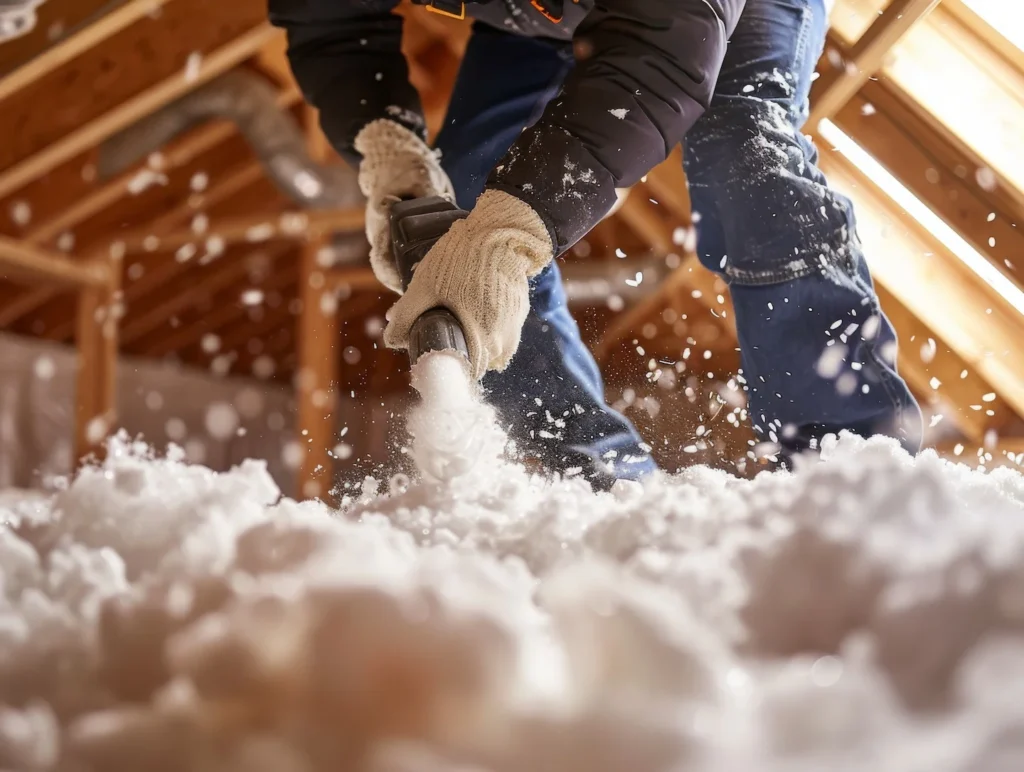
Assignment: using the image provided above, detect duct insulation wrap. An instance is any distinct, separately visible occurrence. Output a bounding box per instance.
[98,69,363,211]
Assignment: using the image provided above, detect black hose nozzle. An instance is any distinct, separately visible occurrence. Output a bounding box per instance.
[388,196,471,366]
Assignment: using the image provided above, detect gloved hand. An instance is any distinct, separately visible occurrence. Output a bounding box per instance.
[384,189,554,379]
[354,119,456,294]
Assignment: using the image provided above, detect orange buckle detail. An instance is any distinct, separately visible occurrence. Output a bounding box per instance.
[530,0,562,22]
[425,1,465,19]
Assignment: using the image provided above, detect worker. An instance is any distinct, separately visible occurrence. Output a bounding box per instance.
[268,0,923,486]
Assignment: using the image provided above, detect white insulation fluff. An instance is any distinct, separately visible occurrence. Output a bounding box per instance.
[2,426,1024,772]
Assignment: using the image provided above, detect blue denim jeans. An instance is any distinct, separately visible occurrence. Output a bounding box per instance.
[681,0,922,457]
[433,0,923,476]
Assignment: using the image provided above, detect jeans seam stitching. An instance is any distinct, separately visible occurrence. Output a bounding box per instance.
[859,307,907,424]
[722,223,860,285]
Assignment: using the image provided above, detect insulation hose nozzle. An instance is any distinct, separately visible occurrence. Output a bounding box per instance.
[388,196,471,365]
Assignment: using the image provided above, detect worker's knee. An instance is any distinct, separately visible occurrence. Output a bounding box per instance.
[687,96,805,187]
[684,96,861,287]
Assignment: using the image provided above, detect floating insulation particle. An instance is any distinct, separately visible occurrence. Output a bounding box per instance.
[240,288,264,306]
[280,212,308,235]
[293,171,323,200]
[204,402,240,441]
[184,51,203,82]
[9,200,31,227]
[245,223,274,242]
[200,334,220,354]
[175,243,197,263]
[128,168,168,195]
[33,356,55,381]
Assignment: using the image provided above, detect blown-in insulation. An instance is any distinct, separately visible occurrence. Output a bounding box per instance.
[2,413,1024,770]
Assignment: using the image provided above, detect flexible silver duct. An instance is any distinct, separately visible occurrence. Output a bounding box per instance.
[98,69,363,211]
[0,0,45,42]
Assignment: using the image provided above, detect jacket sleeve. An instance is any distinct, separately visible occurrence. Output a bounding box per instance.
[485,0,746,255]
[268,0,426,166]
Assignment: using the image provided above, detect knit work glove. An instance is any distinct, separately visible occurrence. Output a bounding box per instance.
[384,189,554,379]
[354,119,456,294]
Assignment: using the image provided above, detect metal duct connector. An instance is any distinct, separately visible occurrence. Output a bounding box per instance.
[0,0,45,43]
[98,69,362,211]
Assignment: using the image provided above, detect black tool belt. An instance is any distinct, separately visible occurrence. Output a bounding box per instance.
[411,0,569,23]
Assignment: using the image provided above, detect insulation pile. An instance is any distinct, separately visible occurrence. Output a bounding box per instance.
[2,424,1024,771]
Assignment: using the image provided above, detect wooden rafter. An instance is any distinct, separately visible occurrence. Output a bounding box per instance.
[26,165,279,342]
[138,261,298,358]
[874,283,1011,443]
[808,0,941,127]
[615,190,677,254]
[254,34,297,88]
[643,145,692,219]
[192,280,300,360]
[0,0,174,104]
[0,23,280,200]
[595,253,733,364]
[943,0,1024,78]
[0,235,109,288]
[4,160,269,332]
[215,283,382,381]
[20,86,301,248]
[112,207,365,255]
[820,145,1024,423]
[121,244,290,347]
[824,0,1024,215]
[593,177,733,364]
[832,82,1024,292]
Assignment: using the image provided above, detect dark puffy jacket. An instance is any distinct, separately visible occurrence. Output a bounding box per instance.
[268,0,745,254]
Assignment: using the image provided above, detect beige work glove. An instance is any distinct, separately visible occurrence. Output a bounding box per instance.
[384,189,554,379]
[354,119,456,294]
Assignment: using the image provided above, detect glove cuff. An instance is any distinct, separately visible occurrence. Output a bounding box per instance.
[354,118,455,203]
[470,189,554,277]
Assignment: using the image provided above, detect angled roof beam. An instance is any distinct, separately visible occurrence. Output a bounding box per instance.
[942,0,1024,80]
[0,235,109,287]
[824,1,1024,215]
[874,283,1011,443]
[0,22,279,201]
[138,263,298,358]
[111,207,365,256]
[832,81,1024,294]
[818,137,1024,421]
[120,242,292,346]
[23,84,301,248]
[808,0,940,127]
[11,160,268,335]
[0,0,174,104]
